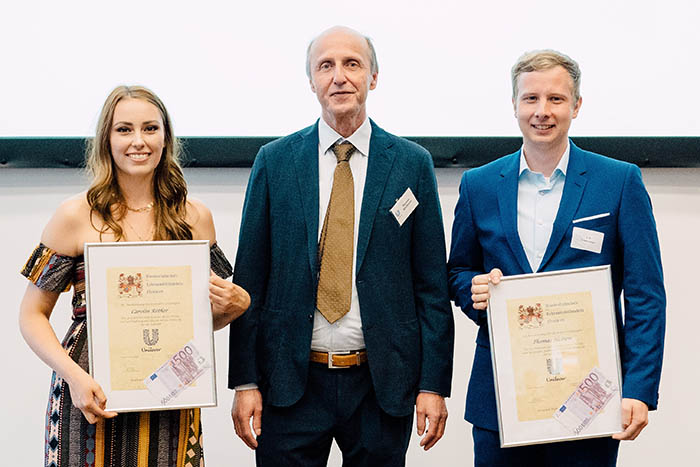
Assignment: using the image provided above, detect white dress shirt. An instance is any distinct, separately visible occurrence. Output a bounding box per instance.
[517,142,570,272]
[310,117,371,352]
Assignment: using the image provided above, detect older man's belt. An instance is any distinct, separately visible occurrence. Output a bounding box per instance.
[310,350,368,369]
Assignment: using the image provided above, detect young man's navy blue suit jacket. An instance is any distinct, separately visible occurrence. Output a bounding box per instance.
[447,141,665,431]
[229,120,454,417]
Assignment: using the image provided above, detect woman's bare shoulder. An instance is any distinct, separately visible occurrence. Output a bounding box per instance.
[40,192,93,256]
[186,197,216,242]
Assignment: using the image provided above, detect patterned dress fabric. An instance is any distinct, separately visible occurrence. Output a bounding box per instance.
[21,243,233,467]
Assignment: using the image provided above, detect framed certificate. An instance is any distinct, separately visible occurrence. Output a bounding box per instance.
[84,241,217,412]
[487,265,622,447]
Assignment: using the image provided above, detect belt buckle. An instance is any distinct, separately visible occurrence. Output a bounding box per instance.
[327,350,352,369]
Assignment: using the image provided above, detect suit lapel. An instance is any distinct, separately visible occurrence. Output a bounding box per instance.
[292,122,321,277]
[538,142,588,271]
[497,151,532,274]
[356,121,395,273]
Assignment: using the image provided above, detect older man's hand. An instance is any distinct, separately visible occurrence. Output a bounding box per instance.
[232,389,263,449]
[416,392,448,451]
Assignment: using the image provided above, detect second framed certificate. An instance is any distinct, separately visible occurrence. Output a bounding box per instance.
[85,241,216,412]
[487,265,622,447]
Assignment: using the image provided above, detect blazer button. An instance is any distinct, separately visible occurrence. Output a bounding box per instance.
[308,314,313,321]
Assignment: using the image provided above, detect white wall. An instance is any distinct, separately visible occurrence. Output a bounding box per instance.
[2,166,698,465]
[2,0,699,137]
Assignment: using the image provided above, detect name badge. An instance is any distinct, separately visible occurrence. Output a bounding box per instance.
[390,188,419,226]
[570,227,604,254]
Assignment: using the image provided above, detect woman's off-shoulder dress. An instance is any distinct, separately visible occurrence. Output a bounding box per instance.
[21,243,232,467]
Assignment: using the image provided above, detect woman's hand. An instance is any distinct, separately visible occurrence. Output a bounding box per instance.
[20,283,117,425]
[210,271,250,330]
[65,370,118,424]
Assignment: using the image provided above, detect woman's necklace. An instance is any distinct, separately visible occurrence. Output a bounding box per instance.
[122,214,154,241]
[124,201,154,213]
[112,192,154,213]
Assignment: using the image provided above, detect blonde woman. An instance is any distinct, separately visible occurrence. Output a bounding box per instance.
[19,85,249,467]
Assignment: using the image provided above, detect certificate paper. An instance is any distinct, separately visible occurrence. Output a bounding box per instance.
[85,241,216,412]
[106,266,194,391]
[488,266,622,447]
[507,291,598,422]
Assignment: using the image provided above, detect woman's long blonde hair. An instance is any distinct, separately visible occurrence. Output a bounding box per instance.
[86,85,192,241]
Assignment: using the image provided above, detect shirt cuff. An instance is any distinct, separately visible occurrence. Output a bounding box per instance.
[234,383,259,391]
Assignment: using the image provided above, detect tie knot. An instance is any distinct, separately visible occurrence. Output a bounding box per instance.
[332,142,355,163]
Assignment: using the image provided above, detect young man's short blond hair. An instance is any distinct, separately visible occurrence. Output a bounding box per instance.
[511,50,581,101]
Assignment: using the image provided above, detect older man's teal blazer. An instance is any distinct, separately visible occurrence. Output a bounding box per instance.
[229,120,454,417]
[447,141,666,431]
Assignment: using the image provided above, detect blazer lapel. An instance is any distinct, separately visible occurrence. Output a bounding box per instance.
[292,122,321,277]
[538,142,588,271]
[497,151,532,274]
[356,121,395,273]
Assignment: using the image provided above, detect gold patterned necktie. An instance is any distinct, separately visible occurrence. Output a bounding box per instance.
[316,142,355,324]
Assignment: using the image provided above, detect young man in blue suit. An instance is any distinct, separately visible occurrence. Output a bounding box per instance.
[447,50,665,466]
[229,26,454,466]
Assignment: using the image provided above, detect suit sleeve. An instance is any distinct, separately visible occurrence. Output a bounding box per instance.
[447,170,487,326]
[228,146,271,388]
[617,165,666,410]
[412,153,455,397]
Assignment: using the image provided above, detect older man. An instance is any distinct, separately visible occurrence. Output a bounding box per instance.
[229,26,454,466]
[447,50,665,466]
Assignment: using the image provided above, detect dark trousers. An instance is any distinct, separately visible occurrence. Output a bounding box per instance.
[473,426,620,467]
[256,362,413,467]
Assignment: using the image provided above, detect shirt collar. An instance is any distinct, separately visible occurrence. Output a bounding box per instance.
[318,116,371,157]
[518,140,570,179]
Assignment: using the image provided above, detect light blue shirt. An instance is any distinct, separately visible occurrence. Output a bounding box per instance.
[517,143,570,272]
